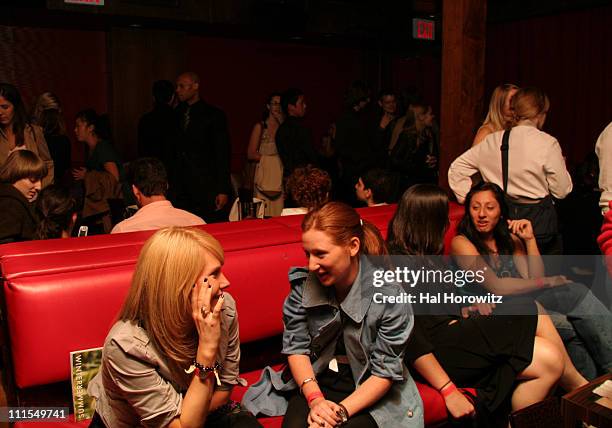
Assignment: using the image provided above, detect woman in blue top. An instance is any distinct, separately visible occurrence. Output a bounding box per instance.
[243,201,423,428]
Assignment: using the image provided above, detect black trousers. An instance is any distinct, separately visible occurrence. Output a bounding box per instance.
[282,365,377,428]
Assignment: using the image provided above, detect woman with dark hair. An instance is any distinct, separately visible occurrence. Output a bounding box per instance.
[31,92,71,185]
[389,184,587,426]
[451,182,612,377]
[72,109,131,232]
[388,101,438,194]
[72,108,122,183]
[0,150,47,243]
[243,202,423,428]
[35,185,77,239]
[88,227,262,428]
[0,83,54,186]
[246,93,284,216]
[449,87,571,254]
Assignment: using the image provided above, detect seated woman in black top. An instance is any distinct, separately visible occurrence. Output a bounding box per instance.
[451,182,612,376]
[0,150,47,243]
[387,184,586,426]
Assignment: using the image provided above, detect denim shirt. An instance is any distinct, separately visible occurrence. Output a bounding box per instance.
[242,255,423,427]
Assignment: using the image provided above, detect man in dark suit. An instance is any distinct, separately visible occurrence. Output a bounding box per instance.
[173,71,231,223]
[275,88,318,179]
[137,80,178,170]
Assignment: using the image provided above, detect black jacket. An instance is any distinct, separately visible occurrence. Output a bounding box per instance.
[0,183,38,244]
[173,100,232,211]
[275,116,317,178]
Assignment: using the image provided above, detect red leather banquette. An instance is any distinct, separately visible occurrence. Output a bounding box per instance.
[0,203,466,427]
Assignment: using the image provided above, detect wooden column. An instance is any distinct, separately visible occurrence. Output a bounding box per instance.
[439,0,487,192]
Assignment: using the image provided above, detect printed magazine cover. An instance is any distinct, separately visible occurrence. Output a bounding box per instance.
[70,347,103,421]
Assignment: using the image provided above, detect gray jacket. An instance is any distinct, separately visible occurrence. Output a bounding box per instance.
[242,256,424,427]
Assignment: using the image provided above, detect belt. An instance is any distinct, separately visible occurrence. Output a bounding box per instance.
[506,195,546,204]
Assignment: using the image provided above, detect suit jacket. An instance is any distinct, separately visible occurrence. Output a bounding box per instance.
[275,116,317,178]
[175,100,232,201]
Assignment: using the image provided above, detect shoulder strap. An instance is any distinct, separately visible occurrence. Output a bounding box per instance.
[500,129,511,193]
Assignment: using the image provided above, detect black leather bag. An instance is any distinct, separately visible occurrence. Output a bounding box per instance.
[501,129,559,244]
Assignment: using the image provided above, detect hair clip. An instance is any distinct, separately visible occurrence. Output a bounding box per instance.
[359,218,364,227]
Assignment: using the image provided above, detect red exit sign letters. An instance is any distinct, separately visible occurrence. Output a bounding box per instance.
[412,18,435,40]
[64,0,104,5]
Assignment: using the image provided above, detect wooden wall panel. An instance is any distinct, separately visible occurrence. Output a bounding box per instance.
[108,28,185,161]
[439,0,487,191]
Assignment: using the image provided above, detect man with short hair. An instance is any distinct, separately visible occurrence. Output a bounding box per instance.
[111,157,205,234]
[137,80,178,165]
[173,71,231,223]
[275,88,317,179]
[355,168,395,207]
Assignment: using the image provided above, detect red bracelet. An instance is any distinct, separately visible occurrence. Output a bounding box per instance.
[307,391,324,406]
[440,382,458,399]
[535,277,545,288]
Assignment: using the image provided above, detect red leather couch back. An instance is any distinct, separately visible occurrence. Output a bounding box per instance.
[0,203,464,389]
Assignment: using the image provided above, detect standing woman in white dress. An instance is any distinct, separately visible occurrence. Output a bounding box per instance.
[247,93,285,216]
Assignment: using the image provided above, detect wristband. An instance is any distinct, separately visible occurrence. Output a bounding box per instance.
[535,277,545,288]
[307,391,325,406]
[438,379,452,392]
[440,382,458,399]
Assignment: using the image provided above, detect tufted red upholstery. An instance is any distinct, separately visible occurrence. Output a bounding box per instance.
[3,203,469,428]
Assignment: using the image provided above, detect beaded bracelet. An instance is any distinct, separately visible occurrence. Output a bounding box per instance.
[193,360,222,372]
[186,361,222,386]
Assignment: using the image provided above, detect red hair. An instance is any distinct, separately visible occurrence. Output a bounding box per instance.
[302,202,387,256]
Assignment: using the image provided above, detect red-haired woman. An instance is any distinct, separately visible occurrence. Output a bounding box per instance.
[243,202,423,428]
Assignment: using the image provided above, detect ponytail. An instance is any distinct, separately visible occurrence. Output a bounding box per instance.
[35,185,76,240]
[302,202,387,256]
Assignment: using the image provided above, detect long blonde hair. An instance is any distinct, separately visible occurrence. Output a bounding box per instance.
[481,83,519,131]
[119,227,224,371]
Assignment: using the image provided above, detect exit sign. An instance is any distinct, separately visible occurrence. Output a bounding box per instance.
[412,18,435,40]
[64,0,104,5]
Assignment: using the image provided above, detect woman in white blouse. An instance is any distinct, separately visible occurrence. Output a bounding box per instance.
[449,87,572,255]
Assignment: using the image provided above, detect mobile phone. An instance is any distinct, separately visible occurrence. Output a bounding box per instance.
[77,226,89,237]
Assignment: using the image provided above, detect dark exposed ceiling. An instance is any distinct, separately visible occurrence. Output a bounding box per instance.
[0,0,609,53]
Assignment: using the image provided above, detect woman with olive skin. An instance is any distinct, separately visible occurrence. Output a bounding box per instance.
[243,202,423,428]
[451,182,612,377]
[0,83,54,187]
[388,184,587,426]
[88,227,262,428]
[0,150,47,243]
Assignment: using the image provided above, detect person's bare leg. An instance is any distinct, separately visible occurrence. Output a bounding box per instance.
[535,306,588,391]
[512,336,563,411]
